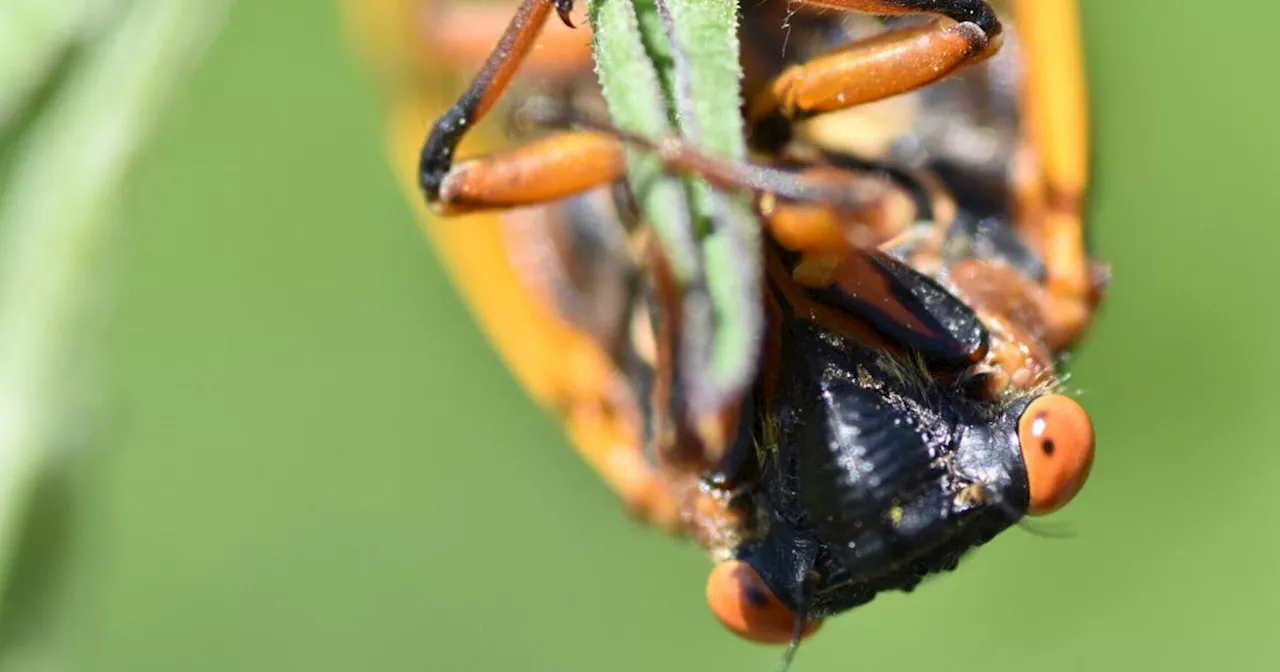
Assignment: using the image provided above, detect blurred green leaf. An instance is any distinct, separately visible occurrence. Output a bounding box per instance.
[0,0,103,128]
[0,0,226,664]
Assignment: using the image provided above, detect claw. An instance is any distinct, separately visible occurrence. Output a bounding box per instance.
[554,0,575,28]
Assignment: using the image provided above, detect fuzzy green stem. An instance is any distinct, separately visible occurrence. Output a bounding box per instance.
[588,0,760,412]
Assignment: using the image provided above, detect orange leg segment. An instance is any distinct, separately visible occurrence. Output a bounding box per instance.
[747,0,1002,150]
[435,131,625,214]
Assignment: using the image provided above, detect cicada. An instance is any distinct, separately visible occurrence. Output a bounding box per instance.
[345,0,1104,653]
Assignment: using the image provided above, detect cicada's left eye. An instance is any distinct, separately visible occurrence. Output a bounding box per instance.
[705,561,822,644]
[1017,394,1096,515]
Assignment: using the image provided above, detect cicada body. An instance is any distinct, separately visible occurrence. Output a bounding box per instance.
[344,0,1104,652]
[694,0,1104,642]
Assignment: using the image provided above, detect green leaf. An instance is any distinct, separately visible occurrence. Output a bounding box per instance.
[0,1,227,663]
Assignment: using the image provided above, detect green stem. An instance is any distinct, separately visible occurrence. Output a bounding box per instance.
[588,0,760,414]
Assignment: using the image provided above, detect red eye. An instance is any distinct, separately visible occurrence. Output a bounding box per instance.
[705,561,823,644]
[1017,394,1095,515]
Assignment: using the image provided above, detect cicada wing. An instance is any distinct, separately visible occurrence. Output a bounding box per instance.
[347,0,684,526]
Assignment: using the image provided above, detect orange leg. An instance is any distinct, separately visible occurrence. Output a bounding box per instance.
[434,130,625,215]
[1010,0,1101,350]
[408,0,622,215]
[419,0,618,210]
[546,111,926,258]
[548,113,890,212]
[762,189,915,253]
[747,0,1002,151]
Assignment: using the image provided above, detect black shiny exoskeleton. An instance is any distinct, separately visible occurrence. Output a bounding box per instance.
[719,248,1034,618]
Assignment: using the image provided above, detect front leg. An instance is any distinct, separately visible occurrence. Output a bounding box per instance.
[418,0,578,205]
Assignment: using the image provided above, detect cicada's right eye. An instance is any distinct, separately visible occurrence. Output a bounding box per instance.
[1018,394,1095,515]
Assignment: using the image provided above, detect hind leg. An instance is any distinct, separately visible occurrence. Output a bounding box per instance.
[1009,0,1104,351]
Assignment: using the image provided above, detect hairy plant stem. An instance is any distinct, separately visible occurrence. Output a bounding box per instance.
[587,0,760,414]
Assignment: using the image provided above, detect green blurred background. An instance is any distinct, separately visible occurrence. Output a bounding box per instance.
[38,0,1280,670]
